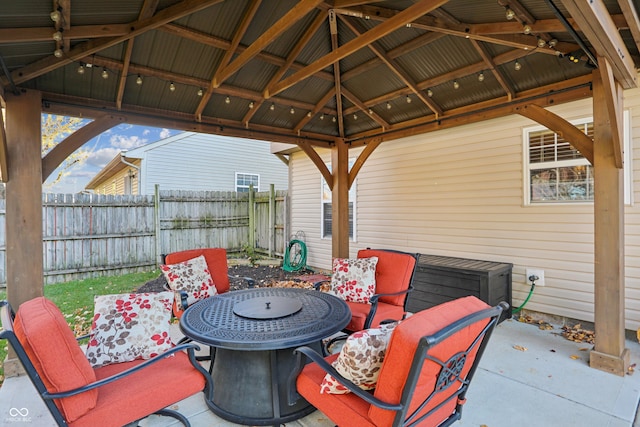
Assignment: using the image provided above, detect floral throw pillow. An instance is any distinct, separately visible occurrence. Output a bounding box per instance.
[85,292,174,368]
[161,255,217,313]
[329,257,378,304]
[320,321,399,394]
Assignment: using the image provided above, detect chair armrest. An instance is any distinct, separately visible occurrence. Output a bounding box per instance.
[287,346,402,411]
[228,274,255,288]
[368,286,414,304]
[42,343,203,399]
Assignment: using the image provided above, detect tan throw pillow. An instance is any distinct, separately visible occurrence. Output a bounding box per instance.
[85,292,174,368]
[320,321,398,394]
[161,254,217,313]
[329,257,378,304]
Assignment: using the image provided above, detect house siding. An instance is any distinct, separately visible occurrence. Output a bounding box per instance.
[92,161,140,195]
[133,133,288,194]
[289,87,640,330]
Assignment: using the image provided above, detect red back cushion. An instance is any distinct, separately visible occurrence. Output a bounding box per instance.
[164,248,230,294]
[370,296,490,426]
[13,297,97,422]
[357,249,416,306]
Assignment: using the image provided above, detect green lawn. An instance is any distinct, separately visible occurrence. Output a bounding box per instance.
[0,270,161,386]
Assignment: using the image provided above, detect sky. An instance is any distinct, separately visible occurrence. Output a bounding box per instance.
[44,120,179,193]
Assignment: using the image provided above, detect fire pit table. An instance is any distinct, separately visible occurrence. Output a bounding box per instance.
[180,287,350,426]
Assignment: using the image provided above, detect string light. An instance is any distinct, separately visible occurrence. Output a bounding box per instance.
[453,80,460,89]
[248,101,254,108]
[320,113,325,120]
[307,111,312,117]
[169,81,176,91]
[478,72,485,82]
[523,24,532,35]
[101,68,109,79]
[225,96,230,104]
[50,10,61,22]
[52,31,63,42]
[406,95,412,103]
[197,88,204,96]
[514,60,522,71]
[77,64,85,74]
[537,37,546,48]
[505,8,515,20]
[353,113,358,120]
[136,74,143,85]
[427,88,433,97]
[368,108,373,114]
[332,116,336,123]
[270,103,275,111]
[54,48,63,58]
[548,39,558,47]
[290,107,295,114]
[386,101,392,109]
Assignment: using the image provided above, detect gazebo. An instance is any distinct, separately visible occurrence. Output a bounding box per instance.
[1,0,638,375]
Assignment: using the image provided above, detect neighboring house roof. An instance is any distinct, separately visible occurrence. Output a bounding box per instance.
[85,154,140,190]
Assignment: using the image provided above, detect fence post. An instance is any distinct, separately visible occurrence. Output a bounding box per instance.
[249,184,255,251]
[269,184,275,257]
[154,184,161,266]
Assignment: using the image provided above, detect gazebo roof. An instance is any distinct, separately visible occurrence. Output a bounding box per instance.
[1,0,639,147]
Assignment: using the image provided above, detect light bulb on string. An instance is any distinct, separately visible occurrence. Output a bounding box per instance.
[197,88,204,96]
[101,68,109,79]
[136,74,143,85]
[514,60,522,71]
[52,31,63,42]
[248,101,254,108]
[406,95,412,104]
[169,81,176,91]
[77,64,85,75]
[386,101,392,109]
[54,48,63,58]
[478,72,485,82]
[427,88,433,97]
[270,103,275,111]
[225,96,230,104]
[505,8,515,20]
[453,80,459,89]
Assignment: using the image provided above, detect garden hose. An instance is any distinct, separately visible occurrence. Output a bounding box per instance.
[283,239,307,272]
[513,283,536,314]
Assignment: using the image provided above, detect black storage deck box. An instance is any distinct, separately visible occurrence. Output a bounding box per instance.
[407,254,513,322]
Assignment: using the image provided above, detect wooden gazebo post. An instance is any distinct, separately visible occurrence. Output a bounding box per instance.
[331,139,350,259]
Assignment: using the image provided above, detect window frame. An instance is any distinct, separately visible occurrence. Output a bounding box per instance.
[522,113,632,206]
[235,172,260,193]
[321,160,356,241]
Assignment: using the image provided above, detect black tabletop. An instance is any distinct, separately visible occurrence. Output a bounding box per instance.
[180,287,351,350]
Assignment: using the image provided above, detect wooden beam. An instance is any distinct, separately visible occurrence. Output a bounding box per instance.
[597,56,624,168]
[470,39,516,100]
[297,141,333,188]
[348,138,383,188]
[329,10,345,138]
[618,0,640,55]
[561,0,637,88]
[116,40,135,110]
[516,104,594,165]
[214,0,324,89]
[590,67,629,376]
[42,114,127,181]
[0,24,131,42]
[196,0,262,120]
[0,107,7,182]
[268,0,449,97]
[8,0,224,86]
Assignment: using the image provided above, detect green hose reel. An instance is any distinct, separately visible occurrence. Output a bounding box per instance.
[283,239,307,272]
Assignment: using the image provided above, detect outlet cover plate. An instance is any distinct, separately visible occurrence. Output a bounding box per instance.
[525,269,545,286]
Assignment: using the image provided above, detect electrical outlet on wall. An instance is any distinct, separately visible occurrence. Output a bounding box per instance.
[525,269,545,287]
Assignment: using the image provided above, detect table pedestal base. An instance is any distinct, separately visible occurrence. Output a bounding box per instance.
[207,342,321,426]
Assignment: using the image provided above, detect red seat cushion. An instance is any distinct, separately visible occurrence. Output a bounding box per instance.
[70,352,206,427]
[357,249,415,307]
[165,248,230,294]
[13,297,97,422]
[344,300,404,331]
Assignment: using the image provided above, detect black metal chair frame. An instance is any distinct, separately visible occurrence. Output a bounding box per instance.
[0,300,213,427]
[289,301,508,427]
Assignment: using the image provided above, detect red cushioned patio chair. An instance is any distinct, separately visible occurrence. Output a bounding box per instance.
[319,248,418,332]
[289,296,507,427]
[162,247,255,318]
[0,297,212,427]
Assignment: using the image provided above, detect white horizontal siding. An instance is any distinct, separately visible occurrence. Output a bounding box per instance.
[134,133,288,194]
[290,83,640,330]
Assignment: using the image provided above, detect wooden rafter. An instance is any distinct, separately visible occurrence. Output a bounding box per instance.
[618,0,640,54]
[294,89,336,133]
[268,0,449,98]
[0,108,7,182]
[195,0,262,121]
[329,10,345,138]
[561,0,637,88]
[341,87,389,129]
[41,114,127,181]
[214,0,323,91]
[339,15,443,117]
[6,0,225,86]
[470,39,516,100]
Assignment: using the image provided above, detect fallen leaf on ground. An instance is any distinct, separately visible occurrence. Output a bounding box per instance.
[513,345,527,352]
[578,347,589,351]
[570,355,581,360]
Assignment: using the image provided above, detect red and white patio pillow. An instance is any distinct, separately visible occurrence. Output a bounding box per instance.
[329,257,378,304]
[161,254,217,313]
[320,321,398,394]
[85,291,174,367]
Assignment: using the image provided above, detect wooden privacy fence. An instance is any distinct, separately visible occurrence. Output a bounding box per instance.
[0,186,288,286]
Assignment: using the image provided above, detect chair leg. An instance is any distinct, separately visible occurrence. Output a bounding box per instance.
[154,408,191,427]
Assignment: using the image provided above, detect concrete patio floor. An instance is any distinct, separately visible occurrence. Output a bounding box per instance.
[2,318,640,427]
